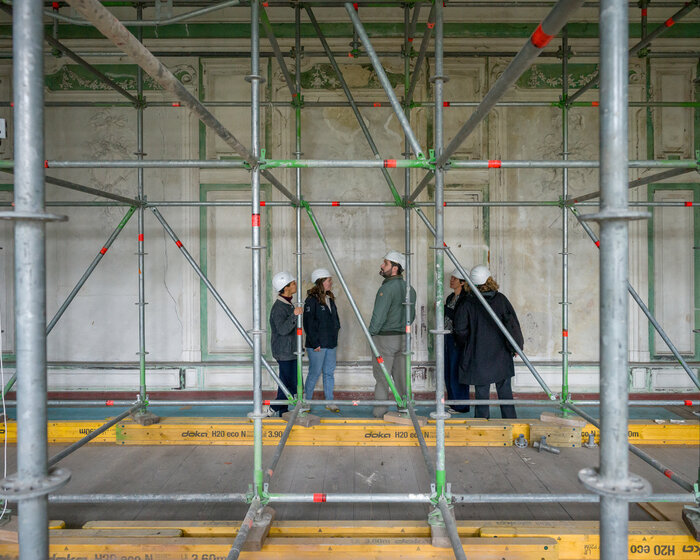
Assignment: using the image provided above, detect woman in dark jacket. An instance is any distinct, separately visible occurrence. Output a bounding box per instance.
[444,269,471,414]
[303,268,341,413]
[454,265,523,419]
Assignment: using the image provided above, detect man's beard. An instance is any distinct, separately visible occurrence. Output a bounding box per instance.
[379,268,390,278]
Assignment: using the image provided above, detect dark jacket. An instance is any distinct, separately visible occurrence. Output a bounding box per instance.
[444,290,467,331]
[269,296,297,361]
[303,294,341,349]
[453,290,524,386]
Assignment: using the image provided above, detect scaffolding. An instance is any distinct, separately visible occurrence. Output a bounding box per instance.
[0,0,698,558]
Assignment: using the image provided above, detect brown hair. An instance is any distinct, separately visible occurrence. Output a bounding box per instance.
[307,278,335,306]
[478,277,499,292]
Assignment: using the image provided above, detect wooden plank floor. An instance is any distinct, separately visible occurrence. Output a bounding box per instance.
[4,444,696,527]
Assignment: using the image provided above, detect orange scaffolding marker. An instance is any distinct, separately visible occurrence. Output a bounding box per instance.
[530,24,553,48]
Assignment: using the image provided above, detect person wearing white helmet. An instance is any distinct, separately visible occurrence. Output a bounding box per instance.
[443,268,471,414]
[268,271,303,416]
[303,268,341,413]
[368,250,417,418]
[453,265,523,419]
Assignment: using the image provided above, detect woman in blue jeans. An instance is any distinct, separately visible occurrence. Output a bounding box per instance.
[303,268,341,413]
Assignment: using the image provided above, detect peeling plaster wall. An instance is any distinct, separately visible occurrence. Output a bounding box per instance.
[0,16,697,394]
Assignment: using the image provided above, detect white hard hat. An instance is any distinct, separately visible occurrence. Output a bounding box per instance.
[449,268,466,280]
[470,265,491,286]
[383,250,405,270]
[272,271,295,293]
[311,268,332,283]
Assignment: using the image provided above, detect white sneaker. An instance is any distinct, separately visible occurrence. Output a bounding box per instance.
[263,405,278,417]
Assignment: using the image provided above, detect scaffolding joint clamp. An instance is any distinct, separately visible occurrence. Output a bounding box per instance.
[580,209,651,223]
[0,467,71,501]
[0,210,68,223]
[578,468,651,500]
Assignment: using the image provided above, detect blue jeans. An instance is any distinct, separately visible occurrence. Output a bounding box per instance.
[272,359,298,413]
[304,347,337,401]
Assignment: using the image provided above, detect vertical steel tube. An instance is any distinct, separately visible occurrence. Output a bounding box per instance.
[250,0,264,498]
[294,5,304,405]
[560,31,570,403]
[136,5,147,405]
[433,0,447,498]
[13,0,49,556]
[403,5,413,401]
[598,0,631,557]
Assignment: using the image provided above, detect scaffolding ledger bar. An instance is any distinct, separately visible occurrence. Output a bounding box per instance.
[32,158,699,169]
[44,492,695,505]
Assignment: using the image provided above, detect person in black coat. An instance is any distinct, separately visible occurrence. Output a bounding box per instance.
[453,265,524,419]
[444,269,471,414]
[303,268,341,413]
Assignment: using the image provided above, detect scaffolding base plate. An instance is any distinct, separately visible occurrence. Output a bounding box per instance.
[130,411,161,426]
[243,506,275,551]
[283,412,320,428]
[383,411,427,426]
[682,507,700,541]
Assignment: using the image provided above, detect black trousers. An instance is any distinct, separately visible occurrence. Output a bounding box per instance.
[272,359,298,413]
[474,378,517,419]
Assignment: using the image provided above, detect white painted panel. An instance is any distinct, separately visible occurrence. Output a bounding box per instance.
[444,190,484,274]
[653,189,694,354]
[206,189,266,355]
[653,65,694,159]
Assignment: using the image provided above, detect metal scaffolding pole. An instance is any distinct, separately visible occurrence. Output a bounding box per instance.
[264,403,300,484]
[8,0,58,556]
[63,0,299,206]
[149,208,293,399]
[345,2,426,159]
[403,5,413,402]
[294,5,305,408]
[406,3,435,105]
[566,0,699,106]
[407,0,586,203]
[260,6,296,97]
[578,2,649,557]
[568,403,695,492]
[136,6,148,407]
[226,498,262,560]
[570,206,700,390]
[45,491,695,505]
[564,167,697,205]
[560,30,571,403]
[250,0,265,499]
[48,403,142,467]
[432,0,448,502]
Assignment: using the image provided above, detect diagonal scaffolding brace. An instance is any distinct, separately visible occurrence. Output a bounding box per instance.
[345,2,425,159]
[64,0,300,207]
[150,207,294,400]
[407,0,586,203]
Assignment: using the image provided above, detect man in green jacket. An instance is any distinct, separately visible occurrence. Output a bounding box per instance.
[368,250,417,418]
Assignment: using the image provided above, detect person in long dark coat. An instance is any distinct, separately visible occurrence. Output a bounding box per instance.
[453,265,523,419]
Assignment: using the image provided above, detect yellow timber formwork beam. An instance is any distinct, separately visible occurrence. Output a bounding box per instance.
[0,520,697,559]
[2,417,697,446]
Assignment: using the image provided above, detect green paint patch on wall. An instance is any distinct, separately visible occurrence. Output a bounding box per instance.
[300,63,402,90]
[44,64,194,91]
